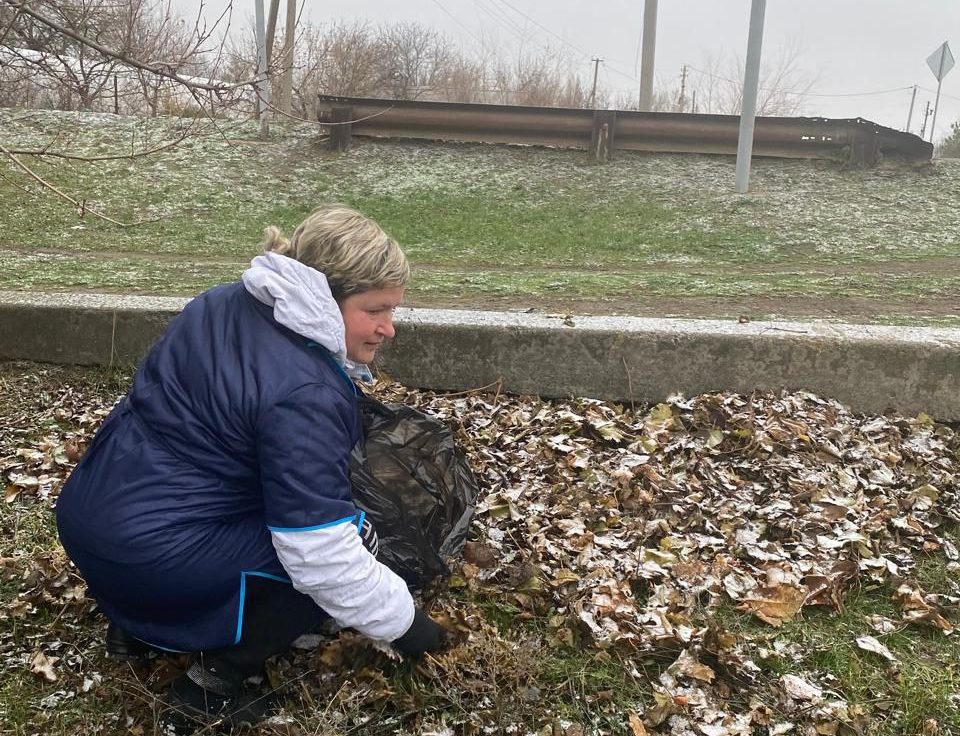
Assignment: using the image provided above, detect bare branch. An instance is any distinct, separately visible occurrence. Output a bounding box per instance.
[2,0,262,92]
[0,140,139,226]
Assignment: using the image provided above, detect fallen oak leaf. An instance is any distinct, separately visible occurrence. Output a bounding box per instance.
[667,648,716,683]
[779,674,823,703]
[64,438,83,463]
[855,635,897,662]
[893,582,955,633]
[462,541,497,568]
[30,650,59,682]
[627,713,648,736]
[738,583,807,627]
[866,614,901,634]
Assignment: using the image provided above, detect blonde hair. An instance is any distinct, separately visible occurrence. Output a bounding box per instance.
[261,205,409,300]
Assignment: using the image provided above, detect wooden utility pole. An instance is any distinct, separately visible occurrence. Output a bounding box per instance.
[677,64,688,112]
[638,0,658,111]
[254,0,270,139]
[590,57,603,108]
[265,0,280,66]
[920,100,933,139]
[257,0,280,136]
[278,0,296,115]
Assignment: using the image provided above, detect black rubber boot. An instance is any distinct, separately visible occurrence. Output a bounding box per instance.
[158,661,277,734]
[105,622,159,661]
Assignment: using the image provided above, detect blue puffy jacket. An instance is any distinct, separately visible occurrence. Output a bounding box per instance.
[56,257,414,652]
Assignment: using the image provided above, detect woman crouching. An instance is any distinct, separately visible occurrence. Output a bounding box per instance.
[55,205,448,730]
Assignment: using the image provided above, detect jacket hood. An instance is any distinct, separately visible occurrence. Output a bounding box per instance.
[241,252,372,381]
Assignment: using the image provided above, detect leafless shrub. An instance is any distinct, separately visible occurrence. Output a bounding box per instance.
[288,23,602,111]
[490,44,590,107]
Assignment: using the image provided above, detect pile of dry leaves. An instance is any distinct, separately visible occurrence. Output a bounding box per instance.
[375,382,959,735]
[2,367,958,735]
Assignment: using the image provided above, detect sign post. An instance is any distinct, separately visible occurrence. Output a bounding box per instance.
[926,41,954,144]
[735,0,767,193]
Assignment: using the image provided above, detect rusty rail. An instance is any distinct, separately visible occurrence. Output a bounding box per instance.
[316,94,932,166]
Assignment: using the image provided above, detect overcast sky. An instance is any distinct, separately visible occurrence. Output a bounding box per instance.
[192,1,960,142]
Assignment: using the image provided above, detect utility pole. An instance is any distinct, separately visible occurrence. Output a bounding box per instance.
[677,65,688,112]
[279,0,296,115]
[905,85,918,133]
[254,0,270,139]
[590,57,603,108]
[735,0,766,194]
[920,101,933,139]
[638,0,658,111]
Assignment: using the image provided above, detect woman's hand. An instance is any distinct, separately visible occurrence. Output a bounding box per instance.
[392,608,449,659]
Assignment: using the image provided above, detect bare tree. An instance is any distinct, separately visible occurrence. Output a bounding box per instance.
[287,21,605,109]
[0,0,248,223]
[687,42,817,116]
[3,0,127,110]
[1,0,246,115]
[122,0,214,116]
[293,20,386,100]
[380,22,455,100]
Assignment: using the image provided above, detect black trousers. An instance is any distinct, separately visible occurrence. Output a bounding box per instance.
[199,576,329,682]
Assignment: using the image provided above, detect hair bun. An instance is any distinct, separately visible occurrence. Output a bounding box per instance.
[261,226,291,255]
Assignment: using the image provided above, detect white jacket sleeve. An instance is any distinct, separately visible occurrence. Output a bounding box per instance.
[270,517,415,642]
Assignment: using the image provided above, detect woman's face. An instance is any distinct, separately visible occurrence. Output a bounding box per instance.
[339,285,406,364]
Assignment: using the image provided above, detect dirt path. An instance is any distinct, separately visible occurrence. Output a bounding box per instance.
[407,293,959,324]
[7,247,960,277]
[1,248,956,325]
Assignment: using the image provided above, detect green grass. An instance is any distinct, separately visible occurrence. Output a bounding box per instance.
[3,108,960,325]
[712,537,960,735]
[2,364,959,734]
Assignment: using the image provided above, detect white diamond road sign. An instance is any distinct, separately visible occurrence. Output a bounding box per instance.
[927,42,954,82]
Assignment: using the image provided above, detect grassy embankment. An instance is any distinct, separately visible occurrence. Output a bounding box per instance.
[2,108,959,325]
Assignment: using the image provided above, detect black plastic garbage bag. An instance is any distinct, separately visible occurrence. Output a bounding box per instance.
[350,395,479,588]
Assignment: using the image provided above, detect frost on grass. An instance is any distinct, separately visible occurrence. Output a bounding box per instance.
[2,365,958,735]
[4,108,960,267]
[3,110,960,323]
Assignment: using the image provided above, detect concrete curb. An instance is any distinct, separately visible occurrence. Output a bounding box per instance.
[1,291,958,420]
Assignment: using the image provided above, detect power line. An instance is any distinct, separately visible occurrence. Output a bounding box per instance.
[487,0,642,85]
[489,0,592,58]
[686,65,913,99]
[796,86,915,99]
[918,85,960,104]
[471,0,528,41]
[426,0,486,48]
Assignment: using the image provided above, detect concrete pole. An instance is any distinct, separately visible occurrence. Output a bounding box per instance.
[735,0,766,194]
[905,85,917,133]
[638,0,658,111]
[254,0,270,139]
